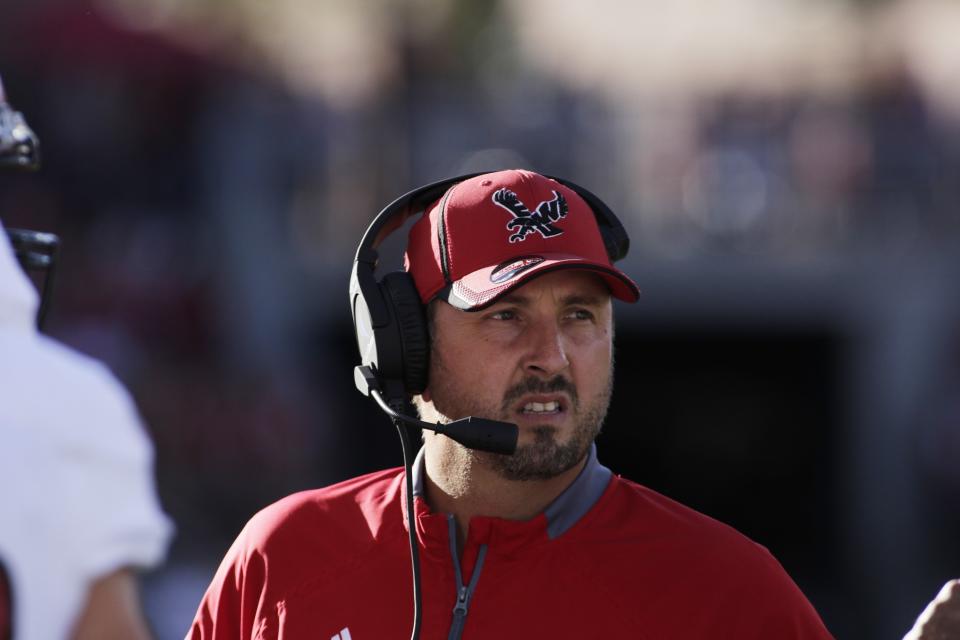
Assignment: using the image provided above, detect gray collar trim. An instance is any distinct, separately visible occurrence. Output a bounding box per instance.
[543,443,612,539]
[412,443,612,540]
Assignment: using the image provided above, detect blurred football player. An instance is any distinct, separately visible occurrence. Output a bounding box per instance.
[0,74,172,639]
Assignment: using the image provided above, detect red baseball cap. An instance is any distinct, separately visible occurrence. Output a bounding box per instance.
[403,169,640,310]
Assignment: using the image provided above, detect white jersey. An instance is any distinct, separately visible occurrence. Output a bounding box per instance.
[0,220,173,639]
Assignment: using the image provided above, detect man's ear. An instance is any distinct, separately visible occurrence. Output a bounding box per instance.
[412,392,435,424]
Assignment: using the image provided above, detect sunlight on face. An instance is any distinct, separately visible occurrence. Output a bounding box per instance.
[417,271,614,480]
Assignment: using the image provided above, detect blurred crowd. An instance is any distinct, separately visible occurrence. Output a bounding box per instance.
[1,0,959,637]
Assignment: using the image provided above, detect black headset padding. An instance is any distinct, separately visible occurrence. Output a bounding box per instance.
[381,271,430,394]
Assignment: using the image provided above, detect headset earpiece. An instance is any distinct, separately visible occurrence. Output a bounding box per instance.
[380,272,430,395]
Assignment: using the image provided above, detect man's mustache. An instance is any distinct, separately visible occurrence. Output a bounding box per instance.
[501,376,579,411]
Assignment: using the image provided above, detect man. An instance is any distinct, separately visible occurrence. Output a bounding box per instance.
[189,170,833,638]
[0,75,172,639]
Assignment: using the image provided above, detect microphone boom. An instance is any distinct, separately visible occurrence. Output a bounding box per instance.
[362,367,518,455]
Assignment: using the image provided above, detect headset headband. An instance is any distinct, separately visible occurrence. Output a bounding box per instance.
[353,172,629,268]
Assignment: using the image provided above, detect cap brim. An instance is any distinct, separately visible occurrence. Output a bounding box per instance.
[438,253,640,311]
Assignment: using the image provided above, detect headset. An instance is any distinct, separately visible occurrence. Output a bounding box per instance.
[1,73,60,329]
[349,171,631,407]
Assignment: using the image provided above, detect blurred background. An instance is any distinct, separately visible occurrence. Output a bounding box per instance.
[2,0,960,636]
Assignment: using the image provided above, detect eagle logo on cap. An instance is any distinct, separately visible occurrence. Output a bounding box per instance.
[492,188,568,243]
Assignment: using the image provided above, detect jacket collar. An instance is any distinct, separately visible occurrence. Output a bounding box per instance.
[411,443,612,543]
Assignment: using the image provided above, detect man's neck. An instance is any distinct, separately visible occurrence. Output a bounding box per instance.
[421,436,588,550]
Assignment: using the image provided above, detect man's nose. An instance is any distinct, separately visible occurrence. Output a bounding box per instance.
[522,319,569,377]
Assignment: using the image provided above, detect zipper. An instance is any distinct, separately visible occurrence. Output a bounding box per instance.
[446,514,489,640]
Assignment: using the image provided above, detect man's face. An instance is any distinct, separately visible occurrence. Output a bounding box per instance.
[419,270,614,481]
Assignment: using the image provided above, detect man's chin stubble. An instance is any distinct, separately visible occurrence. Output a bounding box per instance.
[479,425,593,482]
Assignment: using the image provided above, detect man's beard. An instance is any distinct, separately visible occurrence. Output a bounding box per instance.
[421,362,613,481]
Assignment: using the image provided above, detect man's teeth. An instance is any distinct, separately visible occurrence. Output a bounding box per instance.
[522,401,559,413]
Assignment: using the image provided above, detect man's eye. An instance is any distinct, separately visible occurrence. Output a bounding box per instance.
[490,310,517,321]
[569,309,594,321]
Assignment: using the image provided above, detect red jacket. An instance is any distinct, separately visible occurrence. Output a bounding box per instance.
[189,447,833,639]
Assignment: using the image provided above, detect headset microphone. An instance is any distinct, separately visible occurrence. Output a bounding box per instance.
[355,365,518,455]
